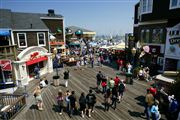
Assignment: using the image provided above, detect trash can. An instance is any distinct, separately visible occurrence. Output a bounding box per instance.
[125,73,133,84]
[53,76,60,86]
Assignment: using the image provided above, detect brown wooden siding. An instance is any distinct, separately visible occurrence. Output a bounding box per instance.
[42,19,64,42]
[13,31,49,50]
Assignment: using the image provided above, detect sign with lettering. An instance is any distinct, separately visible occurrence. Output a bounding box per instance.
[0,60,12,71]
[165,24,180,59]
[169,37,180,45]
[30,52,39,60]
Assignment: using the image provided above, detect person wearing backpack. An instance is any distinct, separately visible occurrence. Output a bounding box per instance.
[86,89,96,118]
[68,91,77,117]
[79,92,86,118]
[168,96,179,120]
[65,90,70,113]
[56,90,64,115]
[104,88,111,111]
[96,71,103,90]
[151,100,161,120]
[118,80,126,102]
[101,76,107,94]
[111,86,118,110]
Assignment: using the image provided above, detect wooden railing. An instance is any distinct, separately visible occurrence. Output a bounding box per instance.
[0,45,17,60]
[0,94,26,120]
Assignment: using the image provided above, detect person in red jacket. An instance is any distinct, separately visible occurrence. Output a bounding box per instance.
[149,86,157,97]
[114,76,120,88]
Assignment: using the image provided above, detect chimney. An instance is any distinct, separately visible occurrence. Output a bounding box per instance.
[48,9,55,16]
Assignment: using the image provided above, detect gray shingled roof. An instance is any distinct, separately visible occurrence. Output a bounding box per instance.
[0,9,12,28]
[67,26,94,33]
[0,9,63,30]
[12,12,48,29]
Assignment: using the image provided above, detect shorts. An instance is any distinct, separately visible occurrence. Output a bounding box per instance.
[87,103,94,109]
[35,95,43,102]
[79,104,86,111]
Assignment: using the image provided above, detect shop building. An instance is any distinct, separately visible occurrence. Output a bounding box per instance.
[164,23,180,71]
[0,9,64,88]
[13,46,53,85]
[133,0,180,72]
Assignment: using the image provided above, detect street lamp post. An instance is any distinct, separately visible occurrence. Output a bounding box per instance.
[131,47,136,69]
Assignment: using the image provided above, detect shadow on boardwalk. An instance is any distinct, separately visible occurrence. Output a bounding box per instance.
[135,95,145,107]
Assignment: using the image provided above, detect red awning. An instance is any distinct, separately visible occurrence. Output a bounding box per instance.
[26,56,48,66]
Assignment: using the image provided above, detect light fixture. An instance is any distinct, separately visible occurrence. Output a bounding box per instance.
[131,47,136,56]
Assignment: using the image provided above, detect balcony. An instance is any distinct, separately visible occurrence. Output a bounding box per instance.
[0,45,17,60]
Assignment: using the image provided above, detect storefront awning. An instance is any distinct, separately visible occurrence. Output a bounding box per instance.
[155,74,175,83]
[26,56,48,66]
[0,29,11,36]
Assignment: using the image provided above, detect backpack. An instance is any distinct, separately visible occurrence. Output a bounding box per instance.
[169,99,179,112]
[79,96,86,104]
[97,73,103,81]
[119,83,125,92]
[87,94,95,104]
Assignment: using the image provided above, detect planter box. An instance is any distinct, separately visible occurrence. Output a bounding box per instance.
[53,76,60,87]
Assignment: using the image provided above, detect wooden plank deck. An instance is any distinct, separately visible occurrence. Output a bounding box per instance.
[14,66,161,120]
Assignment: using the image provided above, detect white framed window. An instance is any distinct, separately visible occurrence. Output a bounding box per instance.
[170,0,180,9]
[37,32,46,46]
[140,0,153,14]
[17,33,27,48]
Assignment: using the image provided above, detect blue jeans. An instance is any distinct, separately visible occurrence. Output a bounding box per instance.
[145,106,151,120]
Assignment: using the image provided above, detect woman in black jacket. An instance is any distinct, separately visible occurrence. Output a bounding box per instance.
[79,92,87,118]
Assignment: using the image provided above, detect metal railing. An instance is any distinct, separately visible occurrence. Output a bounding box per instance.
[0,94,26,120]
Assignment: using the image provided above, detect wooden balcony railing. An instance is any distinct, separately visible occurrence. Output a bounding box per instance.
[0,45,17,60]
[0,94,26,120]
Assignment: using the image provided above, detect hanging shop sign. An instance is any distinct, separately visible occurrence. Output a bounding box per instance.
[0,60,12,71]
[169,37,180,45]
[165,23,180,59]
[26,52,48,66]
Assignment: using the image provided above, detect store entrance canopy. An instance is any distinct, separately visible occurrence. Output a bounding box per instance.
[0,29,10,36]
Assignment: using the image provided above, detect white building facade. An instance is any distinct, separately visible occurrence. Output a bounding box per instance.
[164,23,180,71]
[13,46,53,85]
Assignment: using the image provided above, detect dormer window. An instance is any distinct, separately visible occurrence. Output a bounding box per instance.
[140,0,153,14]
[170,0,180,9]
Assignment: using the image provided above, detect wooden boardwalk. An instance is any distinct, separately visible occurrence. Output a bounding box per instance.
[14,66,156,120]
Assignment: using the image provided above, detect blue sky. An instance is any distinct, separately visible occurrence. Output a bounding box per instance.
[0,0,138,35]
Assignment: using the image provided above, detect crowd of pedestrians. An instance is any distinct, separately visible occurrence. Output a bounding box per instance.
[31,47,179,120]
[55,89,97,118]
[96,71,126,111]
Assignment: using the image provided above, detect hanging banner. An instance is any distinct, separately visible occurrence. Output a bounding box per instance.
[0,60,12,71]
